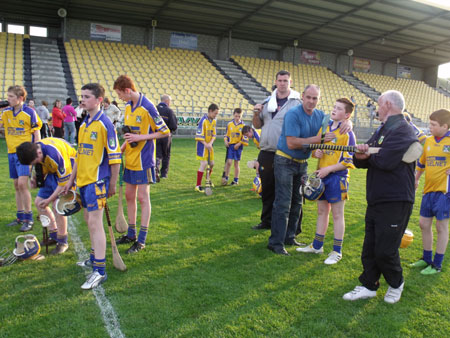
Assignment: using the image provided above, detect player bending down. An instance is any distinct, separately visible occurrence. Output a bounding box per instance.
[17,138,77,254]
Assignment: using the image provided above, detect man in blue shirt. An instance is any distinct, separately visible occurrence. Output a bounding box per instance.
[268,85,350,255]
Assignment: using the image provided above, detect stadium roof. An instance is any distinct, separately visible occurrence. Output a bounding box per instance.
[3,0,450,68]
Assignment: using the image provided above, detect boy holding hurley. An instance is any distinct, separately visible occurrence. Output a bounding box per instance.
[64,83,121,290]
[113,75,170,253]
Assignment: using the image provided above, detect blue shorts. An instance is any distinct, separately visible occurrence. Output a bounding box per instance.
[226,145,243,161]
[123,167,155,185]
[37,173,58,199]
[8,153,31,179]
[420,192,450,220]
[79,178,110,212]
[318,174,349,203]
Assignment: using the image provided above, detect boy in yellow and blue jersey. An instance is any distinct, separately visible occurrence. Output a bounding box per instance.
[1,85,42,232]
[297,98,356,265]
[221,108,247,186]
[64,83,121,290]
[113,75,170,254]
[242,125,262,194]
[411,109,450,274]
[195,103,219,192]
[16,138,77,254]
[403,112,427,144]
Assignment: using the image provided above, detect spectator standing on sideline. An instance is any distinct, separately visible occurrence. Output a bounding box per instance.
[156,94,178,181]
[103,97,121,126]
[252,70,301,230]
[343,90,417,304]
[52,99,65,138]
[62,98,77,145]
[74,103,85,143]
[36,100,52,138]
[28,99,36,112]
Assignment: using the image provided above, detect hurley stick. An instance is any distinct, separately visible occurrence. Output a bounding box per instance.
[105,203,127,271]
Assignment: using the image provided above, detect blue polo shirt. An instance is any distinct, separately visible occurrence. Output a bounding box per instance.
[277,104,325,160]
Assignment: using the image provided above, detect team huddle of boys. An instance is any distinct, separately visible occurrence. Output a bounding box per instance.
[1,72,449,299]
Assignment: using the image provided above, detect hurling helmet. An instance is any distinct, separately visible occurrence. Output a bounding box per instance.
[55,190,82,216]
[400,229,414,249]
[302,173,325,201]
[13,234,41,260]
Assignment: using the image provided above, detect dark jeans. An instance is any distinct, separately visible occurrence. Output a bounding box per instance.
[359,201,413,290]
[156,136,172,178]
[268,155,307,249]
[257,150,275,227]
[40,123,52,139]
[54,126,63,138]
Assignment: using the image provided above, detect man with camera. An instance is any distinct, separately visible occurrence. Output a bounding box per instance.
[113,75,170,254]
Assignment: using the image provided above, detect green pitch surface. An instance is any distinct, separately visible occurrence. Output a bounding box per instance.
[0,138,449,337]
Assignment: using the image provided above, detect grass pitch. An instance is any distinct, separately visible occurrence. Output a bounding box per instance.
[0,138,449,337]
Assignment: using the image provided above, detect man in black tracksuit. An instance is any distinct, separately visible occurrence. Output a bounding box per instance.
[156,94,178,180]
[343,90,418,304]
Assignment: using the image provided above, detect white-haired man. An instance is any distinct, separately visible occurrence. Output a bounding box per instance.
[343,90,418,304]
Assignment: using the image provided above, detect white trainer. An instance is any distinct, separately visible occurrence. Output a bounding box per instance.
[384,282,404,304]
[296,243,323,254]
[81,271,107,290]
[343,286,377,301]
[324,251,342,265]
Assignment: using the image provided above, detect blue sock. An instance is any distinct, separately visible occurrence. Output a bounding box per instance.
[127,224,136,239]
[50,230,58,241]
[233,177,239,183]
[433,253,444,269]
[24,212,33,222]
[313,233,325,250]
[333,238,343,254]
[93,257,106,276]
[17,210,24,221]
[138,225,149,245]
[90,248,95,263]
[57,234,68,245]
[423,250,433,264]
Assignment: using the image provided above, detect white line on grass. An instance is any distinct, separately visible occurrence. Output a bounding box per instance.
[68,217,125,338]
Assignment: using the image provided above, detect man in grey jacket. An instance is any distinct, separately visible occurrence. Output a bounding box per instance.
[252,70,301,231]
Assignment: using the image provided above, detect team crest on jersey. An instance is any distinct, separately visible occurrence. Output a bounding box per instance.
[378,136,384,145]
[19,120,24,126]
[108,137,116,148]
[444,145,450,153]
[90,131,98,140]
[154,116,162,124]
[136,116,142,123]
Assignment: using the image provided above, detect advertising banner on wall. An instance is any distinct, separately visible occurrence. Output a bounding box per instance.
[90,23,121,41]
[301,50,320,65]
[353,57,371,72]
[397,65,412,79]
[170,33,198,50]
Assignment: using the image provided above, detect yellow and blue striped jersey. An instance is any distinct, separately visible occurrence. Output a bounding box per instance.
[1,104,42,153]
[315,122,356,177]
[195,114,216,144]
[409,122,426,143]
[123,94,170,171]
[416,132,450,194]
[251,128,261,149]
[76,110,121,187]
[225,120,245,145]
[39,137,77,186]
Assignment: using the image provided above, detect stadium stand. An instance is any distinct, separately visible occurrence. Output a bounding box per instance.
[0,32,24,100]
[233,55,374,126]
[65,39,253,118]
[354,72,450,121]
